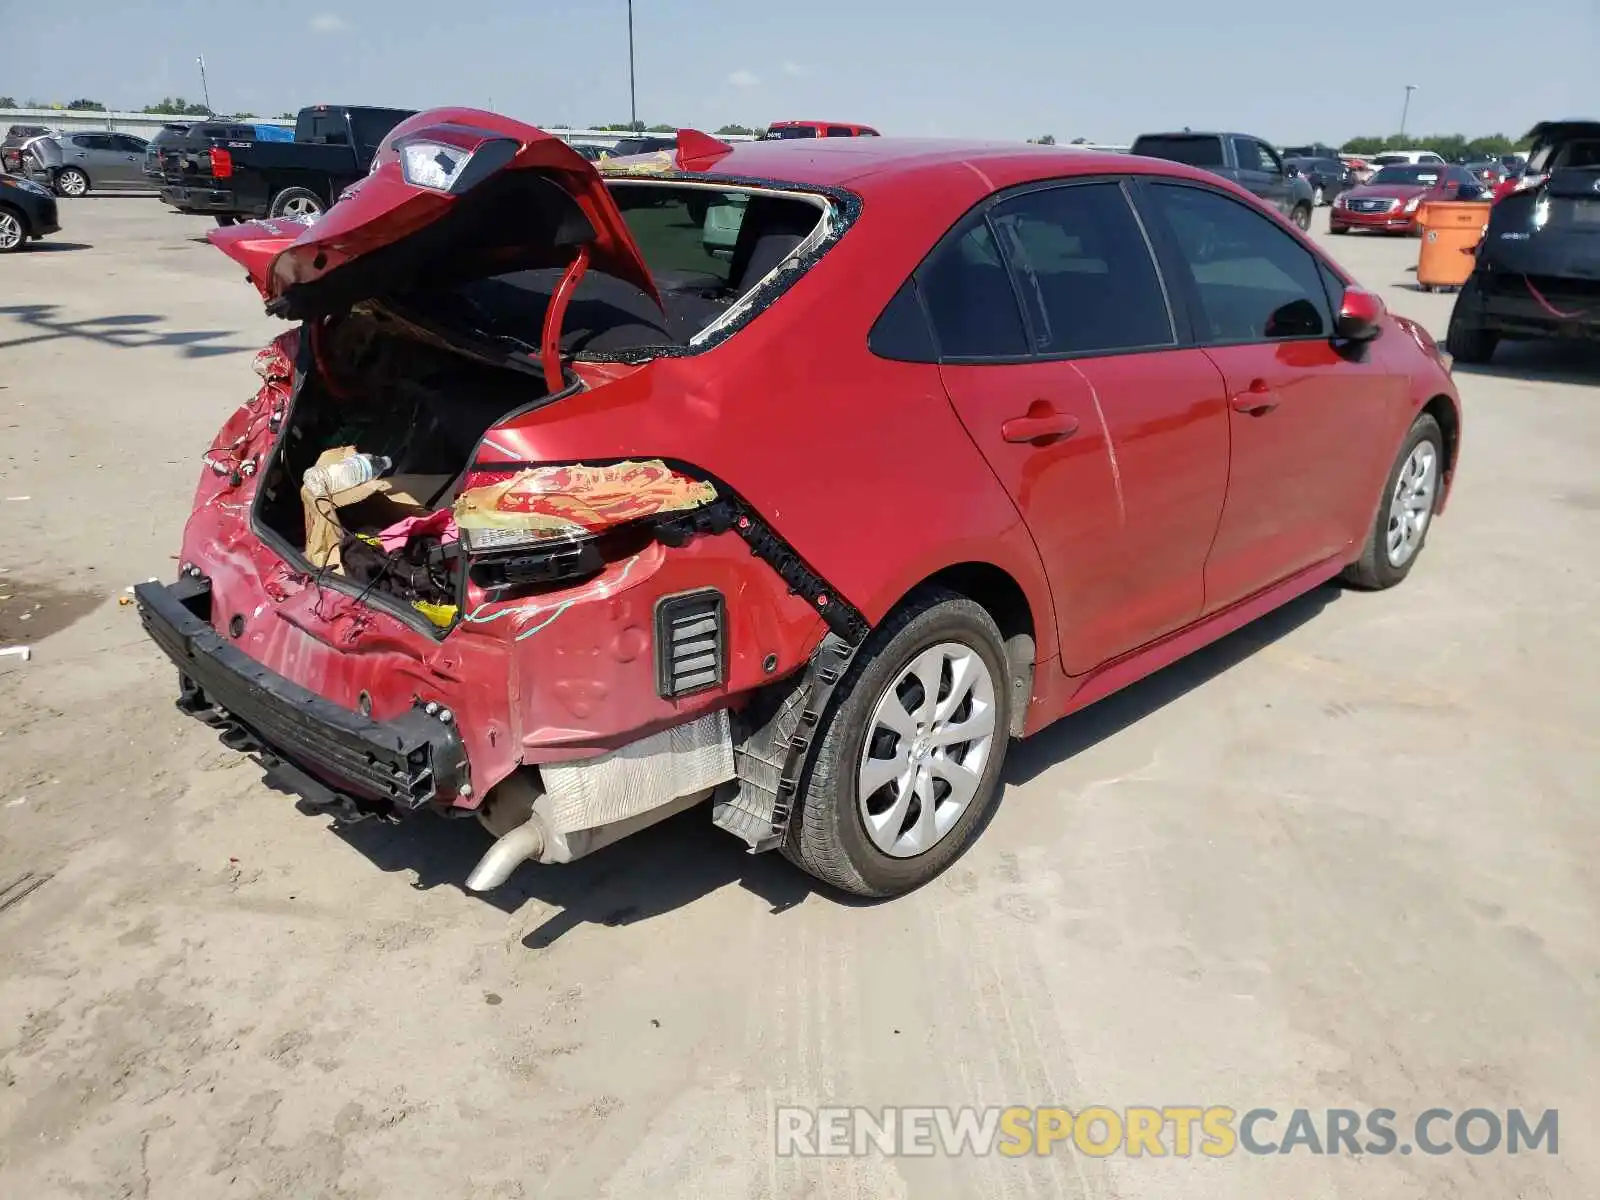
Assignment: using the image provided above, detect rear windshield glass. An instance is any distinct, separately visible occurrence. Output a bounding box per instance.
[1371,166,1439,185]
[764,126,819,139]
[1132,136,1225,167]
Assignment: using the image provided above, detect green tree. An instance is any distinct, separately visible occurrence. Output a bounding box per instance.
[234,111,257,119]
[715,123,756,136]
[1030,133,1056,145]
[593,121,646,132]
[645,123,676,133]
[143,97,211,116]
[0,97,18,108]
[67,98,106,111]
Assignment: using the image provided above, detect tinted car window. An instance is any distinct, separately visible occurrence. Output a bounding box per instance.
[989,183,1173,356]
[1132,135,1225,168]
[826,126,854,137]
[1146,183,1332,344]
[1232,137,1280,173]
[916,213,1029,359]
[764,126,819,139]
[112,135,147,152]
[869,280,937,362]
[72,134,113,151]
[350,108,411,152]
[1371,165,1441,186]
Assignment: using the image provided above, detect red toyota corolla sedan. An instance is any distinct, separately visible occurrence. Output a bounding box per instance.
[1330,162,1483,234]
[136,110,1461,898]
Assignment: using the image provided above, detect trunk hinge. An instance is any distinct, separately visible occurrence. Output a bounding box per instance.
[540,244,590,392]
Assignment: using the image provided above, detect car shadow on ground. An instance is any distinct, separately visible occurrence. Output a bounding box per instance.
[1004,583,1339,786]
[1454,340,1600,386]
[331,798,826,945]
[27,241,93,253]
[328,583,1343,943]
[0,302,253,357]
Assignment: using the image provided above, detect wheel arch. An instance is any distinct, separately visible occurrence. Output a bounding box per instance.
[1422,392,1461,506]
[886,559,1040,737]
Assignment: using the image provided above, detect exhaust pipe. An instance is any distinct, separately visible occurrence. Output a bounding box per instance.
[466,819,546,892]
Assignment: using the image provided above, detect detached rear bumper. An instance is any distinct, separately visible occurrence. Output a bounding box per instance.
[135,577,471,816]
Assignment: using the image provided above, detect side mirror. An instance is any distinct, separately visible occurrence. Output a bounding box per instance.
[1335,288,1385,342]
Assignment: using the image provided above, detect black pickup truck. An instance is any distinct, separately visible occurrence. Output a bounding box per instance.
[159,104,414,224]
[1131,131,1317,230]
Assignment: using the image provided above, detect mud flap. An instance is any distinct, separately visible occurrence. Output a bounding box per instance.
[716,633,857,852]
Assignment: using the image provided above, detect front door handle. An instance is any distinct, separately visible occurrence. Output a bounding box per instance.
[1230,380,1279,416]
[1002,403,1080,445]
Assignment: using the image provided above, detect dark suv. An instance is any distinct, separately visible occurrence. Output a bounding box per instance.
[1131,131,1316,229]
[1447,119,1600,363]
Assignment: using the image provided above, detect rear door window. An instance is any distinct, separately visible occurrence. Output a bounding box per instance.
[988,182,1174,356]
[915,213,1029,359]
[73,134,113,151]
[825,126,854,137]
[1144,183,1332,344]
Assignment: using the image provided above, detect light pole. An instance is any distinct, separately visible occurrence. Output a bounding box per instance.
[1399,83,1417,140]
[196,54,213,115]
[627,0,638,130]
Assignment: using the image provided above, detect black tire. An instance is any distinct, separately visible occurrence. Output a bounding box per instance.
[1343,413,1445,590]
[1330,223,1349,235]
[1446,282,1498,364]
[268,186,325,220]
[782,589,1013,898]
[1290,202,1312,231]
[214,215,237,227]
[55,167,90,198]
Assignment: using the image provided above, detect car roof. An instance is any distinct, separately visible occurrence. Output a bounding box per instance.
[665,136,1213,194]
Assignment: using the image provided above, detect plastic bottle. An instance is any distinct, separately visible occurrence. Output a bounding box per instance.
[303,453,392,499]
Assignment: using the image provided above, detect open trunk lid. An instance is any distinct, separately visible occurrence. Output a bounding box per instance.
[208,107,661,320]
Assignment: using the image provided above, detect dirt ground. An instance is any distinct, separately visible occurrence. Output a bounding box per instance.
[1,196,1596,1200]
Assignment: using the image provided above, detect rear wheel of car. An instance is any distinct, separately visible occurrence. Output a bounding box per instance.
[268,187,325,220]
[1330,224,1349,235]
[214,215,237,227]
[1343,413,1445,590]
[0,207,26,253]
[1290,202,1312,231]
[55,168,89,198]
[782,589,1012,898]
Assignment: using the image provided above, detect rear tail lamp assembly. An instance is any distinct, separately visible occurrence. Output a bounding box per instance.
[209,147,233,179]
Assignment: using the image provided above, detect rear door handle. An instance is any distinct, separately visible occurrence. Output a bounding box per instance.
[1230,380,1279,416]
[1002,404,1080,445]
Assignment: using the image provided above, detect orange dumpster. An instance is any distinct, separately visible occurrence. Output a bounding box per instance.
[1416,201,1490,291]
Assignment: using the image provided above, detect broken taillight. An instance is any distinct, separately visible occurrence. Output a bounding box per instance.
[453,460,717,552]
[209,147,234,179]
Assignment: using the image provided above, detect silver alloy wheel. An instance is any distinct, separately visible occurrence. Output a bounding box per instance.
[279,194,323,219]
[57,169,88,197]
[0,212,22,251]
[1386,441,1438,566]
[857,641,997,858]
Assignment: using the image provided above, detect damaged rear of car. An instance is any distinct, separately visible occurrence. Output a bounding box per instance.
[1447,119,1600,362]
[137,110,862,891]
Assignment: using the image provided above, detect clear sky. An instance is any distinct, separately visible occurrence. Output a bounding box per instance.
[4,0,1595,143]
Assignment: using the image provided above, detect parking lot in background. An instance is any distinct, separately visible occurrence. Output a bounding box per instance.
[2,198,1596,1199]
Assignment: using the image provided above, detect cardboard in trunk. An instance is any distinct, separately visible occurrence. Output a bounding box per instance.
[301,446,453,571]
